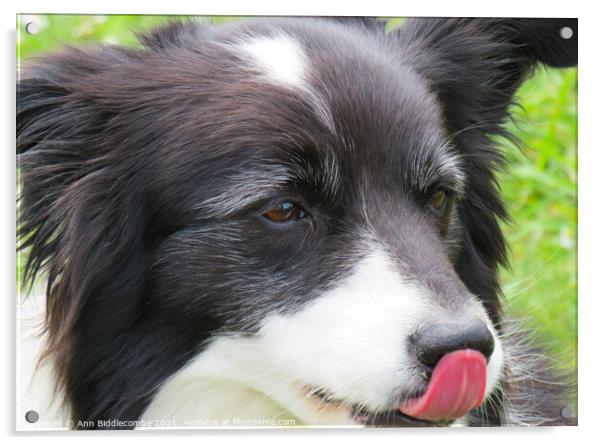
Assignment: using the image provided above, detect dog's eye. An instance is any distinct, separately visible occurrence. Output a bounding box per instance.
[262,201,307,223]
[430,190,448,211]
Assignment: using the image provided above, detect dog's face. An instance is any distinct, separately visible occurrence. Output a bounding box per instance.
[18,17,577,427]
[140,21,503,425]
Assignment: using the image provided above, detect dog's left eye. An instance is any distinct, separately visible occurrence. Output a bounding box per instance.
[429,190,448,211]
[262,201,307,223]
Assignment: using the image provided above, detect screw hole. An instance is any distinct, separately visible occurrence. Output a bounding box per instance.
[25,410,39,423]
[560,26,573,40]
[25,21,41,35]
[560,405,574,419]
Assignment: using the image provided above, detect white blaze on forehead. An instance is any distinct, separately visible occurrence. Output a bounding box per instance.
[233,33,335,132]
[237,34,307,88]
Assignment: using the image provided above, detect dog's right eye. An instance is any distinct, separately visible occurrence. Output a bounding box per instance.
[262,201,307,223]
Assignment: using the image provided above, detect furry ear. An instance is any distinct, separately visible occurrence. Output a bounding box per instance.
[394,18,577,138]
[18,48,112,285]
[18,48,148,408]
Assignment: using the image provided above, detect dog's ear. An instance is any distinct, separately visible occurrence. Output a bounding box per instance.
[18,47,147,386]
[393,18,577,137]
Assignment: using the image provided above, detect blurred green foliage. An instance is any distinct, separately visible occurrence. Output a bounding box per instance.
[500,67,577,371]
[17,15,577,370]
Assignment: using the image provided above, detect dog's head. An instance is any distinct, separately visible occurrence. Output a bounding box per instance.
[18,17,576,426]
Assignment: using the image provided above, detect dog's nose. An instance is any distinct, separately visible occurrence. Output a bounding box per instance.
[412,320,494,368]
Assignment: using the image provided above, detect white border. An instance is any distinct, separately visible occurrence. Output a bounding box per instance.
[3,1,601,443]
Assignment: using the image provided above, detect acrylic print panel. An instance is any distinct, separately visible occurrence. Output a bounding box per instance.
[16,14,577,430]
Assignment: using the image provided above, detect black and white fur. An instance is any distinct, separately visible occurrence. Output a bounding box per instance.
[17,17,577,429]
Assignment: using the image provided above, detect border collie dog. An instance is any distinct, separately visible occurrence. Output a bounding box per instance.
[18,17,577,429]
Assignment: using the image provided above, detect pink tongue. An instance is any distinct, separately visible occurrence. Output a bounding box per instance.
[399,349,487,422]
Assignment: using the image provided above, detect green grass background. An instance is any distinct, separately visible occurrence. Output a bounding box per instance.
[17,16,577,372]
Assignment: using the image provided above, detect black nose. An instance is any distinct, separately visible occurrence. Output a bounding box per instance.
[412,320,494,368]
